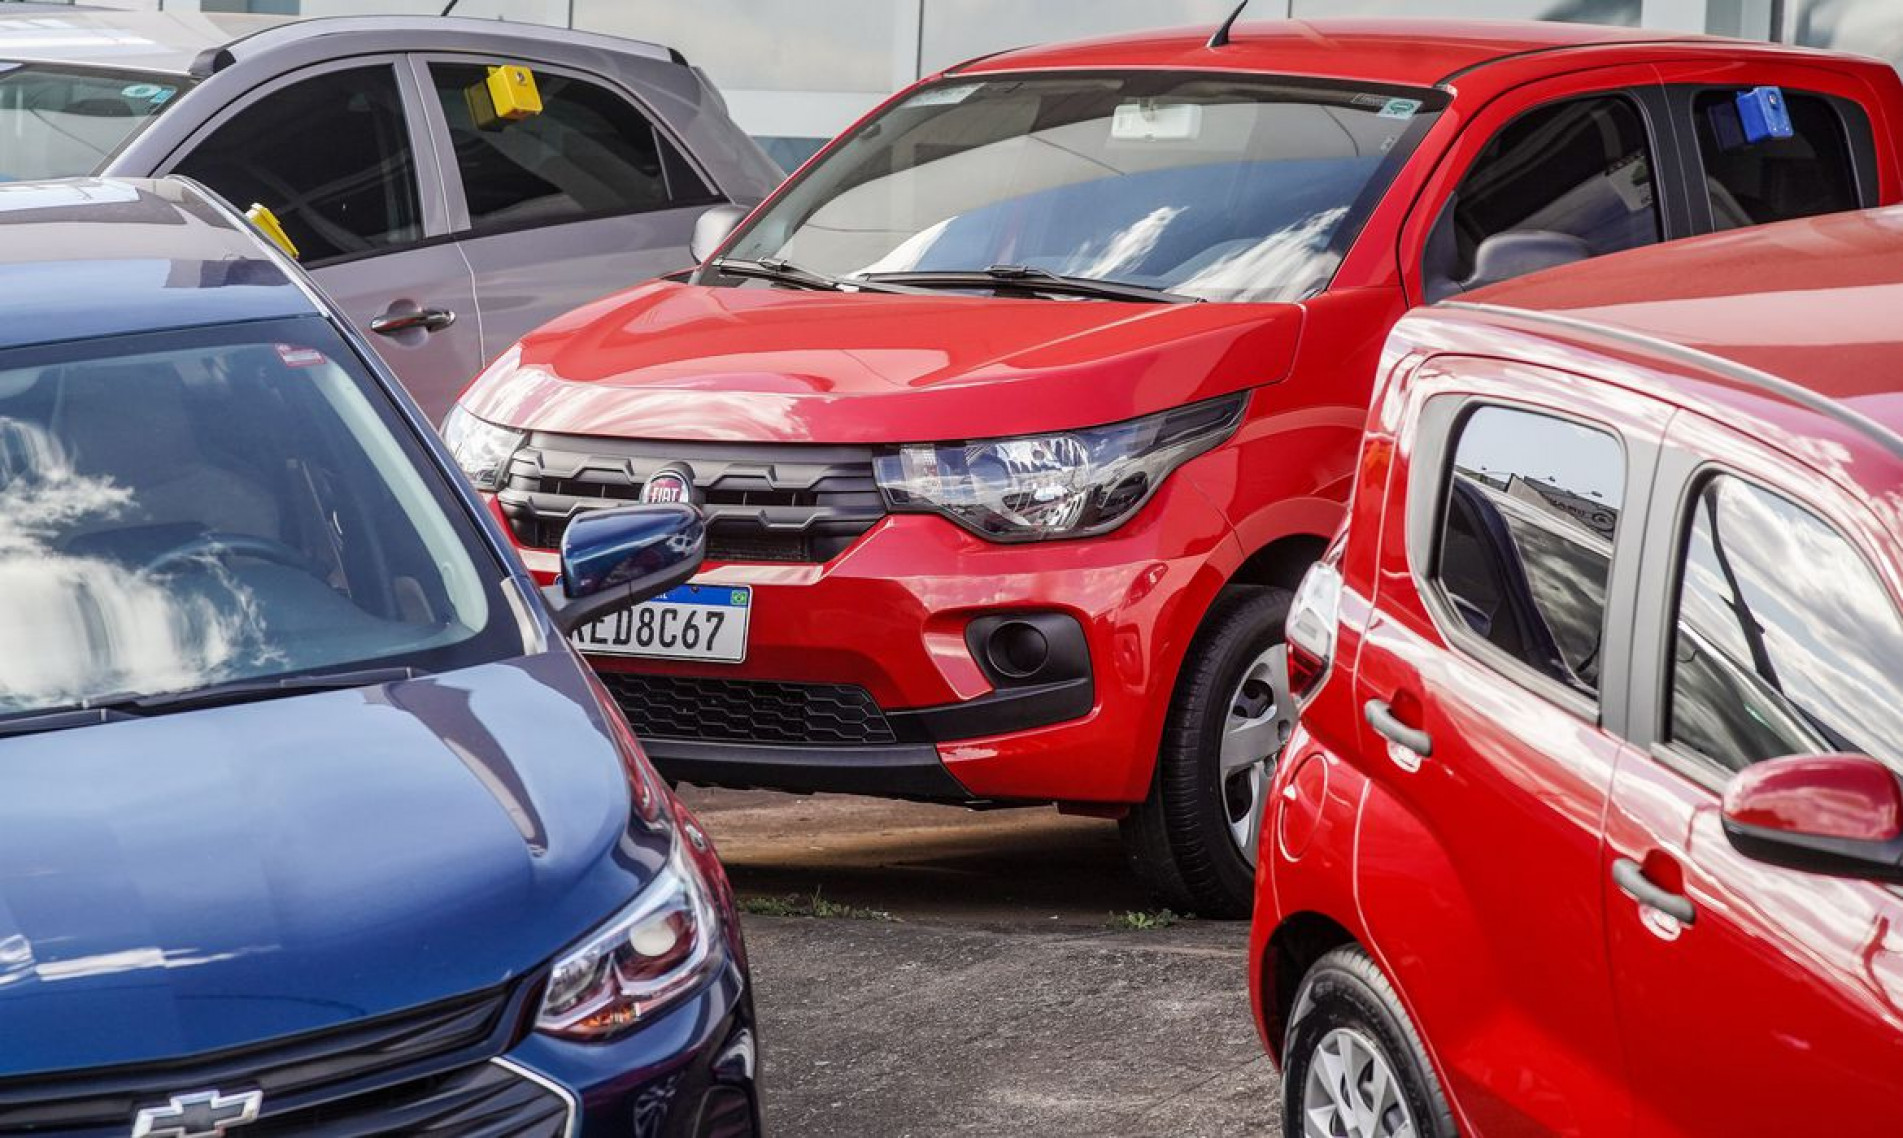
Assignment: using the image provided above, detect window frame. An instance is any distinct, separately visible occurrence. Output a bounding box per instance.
[1642,459,1903,791]
[403,51,728,243]
[1665,83,1880,236]
[1420,87,1683,295]
[1406,388,1650,726]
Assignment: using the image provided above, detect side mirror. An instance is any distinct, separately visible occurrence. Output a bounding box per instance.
[689,203,749,264]
[1464,230,1591,291]
[541,504,705,636]
[1720,753,1903,883]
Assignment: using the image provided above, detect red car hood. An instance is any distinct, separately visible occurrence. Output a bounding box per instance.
[460,281,1304,443]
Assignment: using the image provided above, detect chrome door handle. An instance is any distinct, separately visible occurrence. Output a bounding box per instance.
[370,306,457,336]
[1613,858,1695,926]
[1364,699,1431,758]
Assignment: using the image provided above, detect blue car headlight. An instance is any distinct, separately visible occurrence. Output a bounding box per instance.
[535,836,721,1041]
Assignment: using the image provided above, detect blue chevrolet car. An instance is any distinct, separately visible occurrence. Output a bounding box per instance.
[0,177,758,1136]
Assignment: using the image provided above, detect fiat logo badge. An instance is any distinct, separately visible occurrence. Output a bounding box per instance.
[641,464,694,505]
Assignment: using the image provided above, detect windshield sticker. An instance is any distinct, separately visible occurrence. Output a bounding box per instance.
[274,344,329,369]
[905,83,980,108]
[120,82,176,104]
[1377,97,1423,119]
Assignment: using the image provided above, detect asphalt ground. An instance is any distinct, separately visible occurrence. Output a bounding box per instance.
[676,787,1281,1137]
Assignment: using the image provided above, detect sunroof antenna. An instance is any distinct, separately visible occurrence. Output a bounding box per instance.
[1207,0,1251,49]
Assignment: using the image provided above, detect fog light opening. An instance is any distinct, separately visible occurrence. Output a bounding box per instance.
[986,621,1051,680]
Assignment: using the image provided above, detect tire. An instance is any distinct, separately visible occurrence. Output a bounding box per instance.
[1282,947,1457,1138]
[1119,584,1293,918]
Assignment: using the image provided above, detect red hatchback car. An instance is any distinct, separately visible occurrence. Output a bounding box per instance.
[1253,206,1903,1135]
[448,18,1903,915]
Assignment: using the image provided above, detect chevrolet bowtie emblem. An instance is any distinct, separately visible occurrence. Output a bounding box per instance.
[131,1089,263,1138]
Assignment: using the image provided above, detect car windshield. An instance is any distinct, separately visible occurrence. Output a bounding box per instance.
[0,316,519,718]
[721,72,1440,303]
[0,63,185,181]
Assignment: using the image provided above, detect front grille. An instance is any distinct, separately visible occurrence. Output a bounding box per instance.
[248,1061,566,1136]
[600,673,898,746]
[500,435,886,563]
[0,988,515,1137]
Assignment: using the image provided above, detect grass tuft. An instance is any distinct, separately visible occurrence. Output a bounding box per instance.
[1107,908,1183,931]
[738,887,895,922]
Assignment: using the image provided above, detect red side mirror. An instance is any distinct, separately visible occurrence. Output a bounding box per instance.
[1721,754,1903,882]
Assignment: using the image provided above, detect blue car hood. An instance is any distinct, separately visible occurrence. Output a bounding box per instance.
[0,651,661,1078]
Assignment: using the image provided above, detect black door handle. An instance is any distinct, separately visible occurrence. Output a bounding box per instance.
[1613,857,1695,925]
[370,306,457,336]
[1364,699,1431,757]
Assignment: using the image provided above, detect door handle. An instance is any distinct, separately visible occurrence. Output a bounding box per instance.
[1613,857,1695,926]
[1364,699,1432,758]
[370,306,457,336]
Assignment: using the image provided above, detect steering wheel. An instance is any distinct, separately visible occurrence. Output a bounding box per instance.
[142,532,325,578]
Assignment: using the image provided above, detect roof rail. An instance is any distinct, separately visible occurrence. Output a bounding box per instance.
[190,15,679,78]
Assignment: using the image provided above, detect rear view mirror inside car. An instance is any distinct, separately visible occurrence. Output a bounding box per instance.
[1111,100,1201,142]
[466,64,543,131]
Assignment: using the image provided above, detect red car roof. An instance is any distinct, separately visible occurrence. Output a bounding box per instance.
[959,18,1715,89]
[1457,206,1903,442]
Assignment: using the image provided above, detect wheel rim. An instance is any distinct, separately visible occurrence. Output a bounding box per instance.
[1302,1027,1418,1138]
[1220,642,1293,866]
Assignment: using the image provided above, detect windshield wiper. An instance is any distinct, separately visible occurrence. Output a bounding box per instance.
[0,706,141,741]
[110,665,430,717]
[708,256,920,296]
[860,264,1201,304]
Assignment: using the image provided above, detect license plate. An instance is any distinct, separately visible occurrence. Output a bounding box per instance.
[571,584,750,662]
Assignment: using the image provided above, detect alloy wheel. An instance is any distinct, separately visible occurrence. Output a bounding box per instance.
[1220,642,1293,865]
[1302,1027,1418,1138]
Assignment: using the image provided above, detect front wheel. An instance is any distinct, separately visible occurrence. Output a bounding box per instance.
[1120,584,1294,918]
[1283,947,1457,1138]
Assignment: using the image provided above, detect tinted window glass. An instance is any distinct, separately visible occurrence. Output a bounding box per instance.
[0,317,516,717]
[430,64,710,233]
[173,67,421,264]
[1427,97,1659,296]
[1668,477,1903,774]
[1693,89,1861,231]
[1435,407,1626,698]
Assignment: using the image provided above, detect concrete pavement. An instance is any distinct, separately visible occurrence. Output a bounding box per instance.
[677,788,1281,1136]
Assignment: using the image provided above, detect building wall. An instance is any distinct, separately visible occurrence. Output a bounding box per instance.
[134,0,1903,167]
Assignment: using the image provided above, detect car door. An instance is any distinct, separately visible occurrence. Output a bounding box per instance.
[1607,410,1903,1136]
[1351,356,1670,1133]
[1400,68,1690,307]
[163,57,483,423]
[406,54,728,366]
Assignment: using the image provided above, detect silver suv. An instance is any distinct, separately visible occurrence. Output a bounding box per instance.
[0,9,783,418]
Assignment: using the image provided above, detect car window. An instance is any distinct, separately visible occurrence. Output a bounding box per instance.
[0,317,517,717]
[1692,89,1861,231]
[172,66,422,265]
[1425,96,1659,299]
[0,65,186,180]
[428,63,712,234]
[1433,406,1626,700]
[1667,475,1903,774]
[721,73,1442,303]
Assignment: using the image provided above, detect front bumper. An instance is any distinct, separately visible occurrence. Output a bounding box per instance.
[502,473,1241,805]
[505,965,759,1138]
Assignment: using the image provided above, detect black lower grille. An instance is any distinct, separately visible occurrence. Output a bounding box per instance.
[0,988,515,1137]
[696,1086,758,1137]
[600,673,898,746]
[500,435,885,563]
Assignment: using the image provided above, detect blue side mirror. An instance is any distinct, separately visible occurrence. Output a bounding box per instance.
[542,504,706,635]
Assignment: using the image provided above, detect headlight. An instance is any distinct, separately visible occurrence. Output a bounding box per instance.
[441,404,525,492]
[535,838,720,1040]
[874,393,1247,541]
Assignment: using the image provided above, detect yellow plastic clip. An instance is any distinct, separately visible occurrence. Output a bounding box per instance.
[244,203,299,260]
[468,64,542,130]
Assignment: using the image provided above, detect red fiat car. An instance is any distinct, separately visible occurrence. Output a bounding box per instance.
[448,17,1903,915]
[1253,206,1903,1135]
